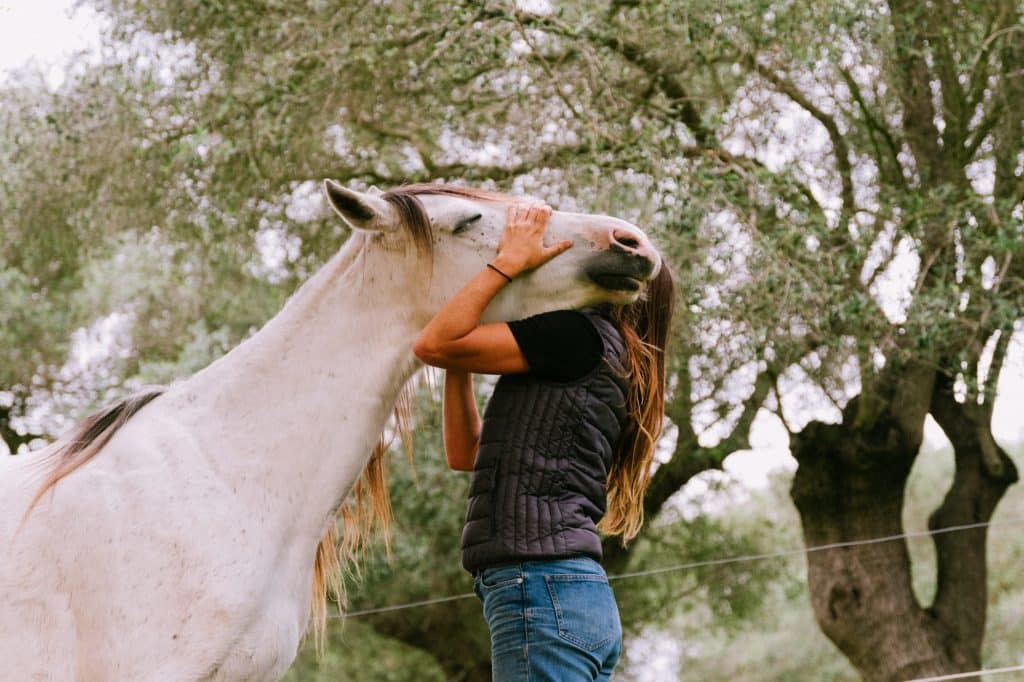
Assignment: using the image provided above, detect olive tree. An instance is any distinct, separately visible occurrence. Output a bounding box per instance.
[6,0,1021,678]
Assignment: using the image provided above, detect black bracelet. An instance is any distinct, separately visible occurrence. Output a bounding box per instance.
[486,262,514,283]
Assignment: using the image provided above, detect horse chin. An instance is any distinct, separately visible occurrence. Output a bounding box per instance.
[583,250,655,299]
[589,273,643,293]
[588,284,642,307]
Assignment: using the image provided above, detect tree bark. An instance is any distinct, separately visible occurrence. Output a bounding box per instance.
[791,366,1017,680]
[927,373,1018,668]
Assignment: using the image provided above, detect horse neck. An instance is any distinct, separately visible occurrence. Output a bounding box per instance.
[166,234,424,540]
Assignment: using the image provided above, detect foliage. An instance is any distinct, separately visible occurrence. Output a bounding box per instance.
[282,620,446,682]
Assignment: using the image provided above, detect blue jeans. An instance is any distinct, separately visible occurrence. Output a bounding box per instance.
[474,558,622,681]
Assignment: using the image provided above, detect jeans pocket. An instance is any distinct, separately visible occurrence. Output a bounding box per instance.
[476,566,526,635]
[477,565,524,590]
[544,574,621,652]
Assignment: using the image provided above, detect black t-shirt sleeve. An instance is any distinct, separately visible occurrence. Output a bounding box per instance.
[507,310,604,382]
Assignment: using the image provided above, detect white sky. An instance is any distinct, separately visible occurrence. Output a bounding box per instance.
[0,0,102,88]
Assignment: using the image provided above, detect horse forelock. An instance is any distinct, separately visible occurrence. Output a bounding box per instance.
[381,183,515,257]
[379,192,433,256]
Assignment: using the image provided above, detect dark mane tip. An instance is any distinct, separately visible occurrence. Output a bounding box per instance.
[62,388,165,460]
[22,387,166,522]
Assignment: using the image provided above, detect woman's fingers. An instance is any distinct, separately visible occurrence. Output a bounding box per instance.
[508,203,545,228]
[545,239,574,257]
[497,201,570,272]
[528,206,568,260]
[527,204,550,230]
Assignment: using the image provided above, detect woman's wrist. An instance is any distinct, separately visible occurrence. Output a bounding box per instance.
[490,254,523,280]
[486,262,514,283]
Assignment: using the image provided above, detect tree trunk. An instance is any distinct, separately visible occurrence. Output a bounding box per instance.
[792,405,955,680]
[790,369,1017,680]
[926,373,1018,668]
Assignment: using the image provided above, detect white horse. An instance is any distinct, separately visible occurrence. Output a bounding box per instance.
[0,181,661,681]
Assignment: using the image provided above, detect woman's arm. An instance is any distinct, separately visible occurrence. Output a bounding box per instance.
[412,203,571,374]
[414,203,572,471]
[443,369,481,471]
[411,266,529,374]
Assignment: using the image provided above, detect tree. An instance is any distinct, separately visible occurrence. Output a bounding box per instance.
[5,0,1021,678]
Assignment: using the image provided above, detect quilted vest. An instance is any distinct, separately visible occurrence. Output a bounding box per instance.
[460,309,629,573]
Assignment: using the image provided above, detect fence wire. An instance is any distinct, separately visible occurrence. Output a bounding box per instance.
[332,514,1024,618]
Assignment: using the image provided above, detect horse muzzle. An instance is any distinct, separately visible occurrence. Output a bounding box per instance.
[584,247,658,292]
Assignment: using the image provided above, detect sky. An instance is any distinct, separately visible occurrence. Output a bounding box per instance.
[1,1,1021,480]
[0,0,102,88]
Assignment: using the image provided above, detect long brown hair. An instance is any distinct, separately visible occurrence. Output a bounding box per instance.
[600,262,675,542]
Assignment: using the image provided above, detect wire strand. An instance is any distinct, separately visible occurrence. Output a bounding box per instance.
[342,592,475,618]
[904,663,1024,681]
[609,515,1024,580]
[330,514,1024,619]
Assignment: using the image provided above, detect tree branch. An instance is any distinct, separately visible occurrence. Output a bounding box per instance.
[838,67,905,189]
[475,6,713,145]
[750,61,856,231]
[933,33,969,158]
[981,326,1012,407]
[887,0,951,186]
[324,139,627,187]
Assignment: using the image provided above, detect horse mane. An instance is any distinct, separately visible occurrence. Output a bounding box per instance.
[23,379,417,652]
[379,183,513,256]
[22,388,165,522]
[309,377,416,649]
[383,182,512,204]
[309,184,515,649]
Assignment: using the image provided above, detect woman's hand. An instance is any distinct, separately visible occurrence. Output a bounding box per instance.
[491,204,573,278]
[413,201,572,375]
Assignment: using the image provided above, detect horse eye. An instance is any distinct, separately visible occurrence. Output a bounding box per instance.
[453,213,482,234]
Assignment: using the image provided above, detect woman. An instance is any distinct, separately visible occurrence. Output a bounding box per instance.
[413,203,674,681]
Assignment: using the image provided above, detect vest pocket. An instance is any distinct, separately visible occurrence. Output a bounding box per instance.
[544,574,621,651]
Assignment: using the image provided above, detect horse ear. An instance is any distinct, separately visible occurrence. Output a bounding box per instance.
[322,180,398,232]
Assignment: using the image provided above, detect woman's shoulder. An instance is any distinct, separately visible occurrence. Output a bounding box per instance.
[579,307,624,347]
[506,309,605,382]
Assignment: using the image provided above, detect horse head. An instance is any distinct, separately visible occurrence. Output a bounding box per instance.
[323,180,661,323]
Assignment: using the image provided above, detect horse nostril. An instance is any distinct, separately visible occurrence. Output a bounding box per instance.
[612,230,641,250]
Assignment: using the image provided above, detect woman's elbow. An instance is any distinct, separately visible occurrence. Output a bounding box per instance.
[412,336,442,365]
[446,448,478,472]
